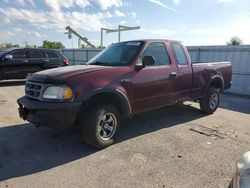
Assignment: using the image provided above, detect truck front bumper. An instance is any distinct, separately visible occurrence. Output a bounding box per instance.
[17,96,81,128]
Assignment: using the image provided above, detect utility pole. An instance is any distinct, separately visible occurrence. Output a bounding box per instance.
[100,25,140,48]
[23,41,28,47]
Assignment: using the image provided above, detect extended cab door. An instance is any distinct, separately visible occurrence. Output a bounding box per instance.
[131,42,179,113]
[0,50,29,79]
[170,42,193,100]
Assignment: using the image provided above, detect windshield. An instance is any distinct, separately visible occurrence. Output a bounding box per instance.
[0,49,14,57]
[87,41,143,66]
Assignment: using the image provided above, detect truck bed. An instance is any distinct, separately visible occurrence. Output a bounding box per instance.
[191,61,232,99]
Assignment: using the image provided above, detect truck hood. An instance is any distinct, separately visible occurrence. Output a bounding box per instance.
[34,65,111,79]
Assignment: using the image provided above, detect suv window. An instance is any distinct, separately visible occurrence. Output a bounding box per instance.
[46,51,60,59]
[30,50,46,59]
[142,42,170,66]
[10,50,27,59]
[172,43,188,65]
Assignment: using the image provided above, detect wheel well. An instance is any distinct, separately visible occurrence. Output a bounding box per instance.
[83,92,130,117]
[209,77,224,91]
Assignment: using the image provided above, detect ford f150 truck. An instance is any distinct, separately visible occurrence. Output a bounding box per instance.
[17,40,232,148]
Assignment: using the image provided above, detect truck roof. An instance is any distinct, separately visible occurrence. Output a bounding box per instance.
[119,39,182,44]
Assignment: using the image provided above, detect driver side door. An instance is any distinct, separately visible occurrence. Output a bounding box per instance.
[130,42,178,113]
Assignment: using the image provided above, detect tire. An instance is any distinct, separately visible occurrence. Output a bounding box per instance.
[79,104,120,149]
[200,87,220,114]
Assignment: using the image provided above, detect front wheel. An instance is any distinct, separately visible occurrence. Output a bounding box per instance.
[200,87,220,114]
[79,104,120,149]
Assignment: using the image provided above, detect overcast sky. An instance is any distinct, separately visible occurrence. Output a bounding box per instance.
[0,0,250,48]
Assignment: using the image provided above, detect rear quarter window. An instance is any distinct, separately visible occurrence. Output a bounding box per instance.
[171,43,188,65]
[46,51,60,59]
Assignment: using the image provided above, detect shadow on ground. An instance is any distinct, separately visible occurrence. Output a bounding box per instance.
[220,93,250,114]
[0,104,204,181]
[0,80,26,87]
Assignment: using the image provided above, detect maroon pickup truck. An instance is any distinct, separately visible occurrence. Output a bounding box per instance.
[17,40,232,148]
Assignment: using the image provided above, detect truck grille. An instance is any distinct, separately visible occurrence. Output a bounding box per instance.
[25,82,43,99]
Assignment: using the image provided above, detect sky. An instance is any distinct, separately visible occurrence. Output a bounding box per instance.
[0,0,250,48]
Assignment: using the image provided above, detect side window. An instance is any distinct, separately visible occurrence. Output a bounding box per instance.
[46,51,60,59]
[142,42,170,66]
[172,43,188,65]
[11,50,27,59]
[30,50,46,59]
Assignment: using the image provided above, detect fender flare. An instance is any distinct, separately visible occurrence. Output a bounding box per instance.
[206,75,224,93]
[80,88,132,116]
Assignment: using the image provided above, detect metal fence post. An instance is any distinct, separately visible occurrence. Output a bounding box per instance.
[197,48,200,62]
[73,49,75,65]
[86,49,89,62]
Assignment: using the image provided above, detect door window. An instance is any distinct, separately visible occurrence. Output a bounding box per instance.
[30,50,46,59]
[10,50,27,59]
[46,51,60,59]
[171,43,188,65]
[142,42,171,66]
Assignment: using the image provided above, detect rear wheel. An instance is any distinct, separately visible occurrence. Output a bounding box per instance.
[79,104,120,149]
[200,87,220,114]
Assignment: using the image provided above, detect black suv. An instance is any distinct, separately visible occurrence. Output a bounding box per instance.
[0,48,69,80]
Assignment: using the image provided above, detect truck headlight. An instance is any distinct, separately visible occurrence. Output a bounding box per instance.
[236,151,250,188]
[43,86,73,100]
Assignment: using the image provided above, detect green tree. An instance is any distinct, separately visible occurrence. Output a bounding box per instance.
[0,43,20,50]
[42,40,65,49]
[227,36,243,45]
[12,44,20,48]
[80,44,86,49]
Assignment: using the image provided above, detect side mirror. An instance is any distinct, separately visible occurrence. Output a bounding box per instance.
[134,56,155,71]
[4,54,13,61]
[142,56,155,66]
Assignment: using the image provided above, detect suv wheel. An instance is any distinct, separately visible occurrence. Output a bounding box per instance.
[79,104,120,149]
[200,87,220,114]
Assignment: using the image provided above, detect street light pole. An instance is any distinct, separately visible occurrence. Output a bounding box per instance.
[118,25,121,42]
[101,28,104,48]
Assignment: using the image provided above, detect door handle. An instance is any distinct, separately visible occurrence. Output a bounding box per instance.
[169,72,177,79]
[43,59,49,62]
[120,78,131,83]
[21,60,28,63]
